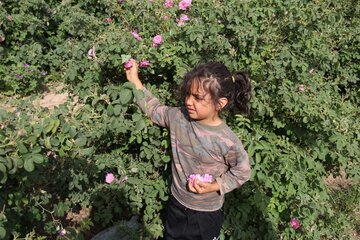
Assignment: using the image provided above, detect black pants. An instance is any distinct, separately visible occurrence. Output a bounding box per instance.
[165,196,224,240]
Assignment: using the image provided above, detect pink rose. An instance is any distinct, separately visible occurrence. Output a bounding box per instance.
[202,174,213,182]
[87,47,96,59]
[58,229,66,236]
[105,17,112,23]
[188,174,213,186]
[132,30,142,41]
[177,14,190,26]
[124,60,133,69]
[139,60,150,67]
[105,173,115,184]
[118,176,128,184]
[289,218,301,230]
[164,0,174,7]
[152,35,163,47]
[179,0,192,10]
[298,84,305,92]
[117,0,123,4]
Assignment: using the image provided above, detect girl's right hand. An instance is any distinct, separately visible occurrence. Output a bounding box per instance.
[125,59,144,90]
[187,179,220,194]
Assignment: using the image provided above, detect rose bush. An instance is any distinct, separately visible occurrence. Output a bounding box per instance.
[0,0,359,239]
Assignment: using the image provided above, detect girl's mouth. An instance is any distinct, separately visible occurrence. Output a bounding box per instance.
[187,108,195,113]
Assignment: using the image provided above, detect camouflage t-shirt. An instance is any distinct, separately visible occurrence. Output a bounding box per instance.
[137,88,251,211]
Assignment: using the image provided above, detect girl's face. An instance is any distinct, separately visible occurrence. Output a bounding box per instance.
[185,81,222,126]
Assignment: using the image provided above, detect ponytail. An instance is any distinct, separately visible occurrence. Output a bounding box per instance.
[232,71,251,116]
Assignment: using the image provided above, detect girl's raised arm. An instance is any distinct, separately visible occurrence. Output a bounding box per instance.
[124,59,172,128]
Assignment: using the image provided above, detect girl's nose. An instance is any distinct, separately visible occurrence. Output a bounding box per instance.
[185,96,192,106]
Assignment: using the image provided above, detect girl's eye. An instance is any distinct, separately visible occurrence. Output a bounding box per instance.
[194,95,204,100]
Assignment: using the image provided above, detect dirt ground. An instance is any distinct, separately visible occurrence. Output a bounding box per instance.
[323,169,360,240]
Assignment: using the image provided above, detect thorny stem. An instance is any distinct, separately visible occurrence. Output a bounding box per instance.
[35,200,63,230]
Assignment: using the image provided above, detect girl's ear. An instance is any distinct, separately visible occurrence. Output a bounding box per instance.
[217,97,228,110]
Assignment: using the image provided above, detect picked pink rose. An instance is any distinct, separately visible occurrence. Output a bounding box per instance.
[124,60,133,69]
[188,174,213,186]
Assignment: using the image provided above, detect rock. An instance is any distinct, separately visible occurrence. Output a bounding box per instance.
[91,216,140,240]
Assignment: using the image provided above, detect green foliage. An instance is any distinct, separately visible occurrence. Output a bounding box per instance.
[0,0,359,239]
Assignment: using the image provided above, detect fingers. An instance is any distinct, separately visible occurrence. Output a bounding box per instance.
[187,180,196,192]
[130,59,139,69]
[194,181,205,193]
[188,180,208,194]
[131,58,138,65]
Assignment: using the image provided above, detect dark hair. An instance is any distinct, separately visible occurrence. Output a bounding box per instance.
[179,62,251,116]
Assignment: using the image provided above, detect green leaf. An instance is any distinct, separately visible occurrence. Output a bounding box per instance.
[52,119,61,134]
[68,68,77,81]
[54,202,68,217]
[107,104,114,116]
[0,163,7,183]
[58,148,65,157]
[119,89,132,105]
[69,126,77,138]
[123,82,135,89]
[121,54,131,64]
[24,158,35,172]
[50,137,60,147]
[0,226,6,239]
[133,89,145,102]
[44,137,52,148]
[8,157,18,175]
[78,147,94,156]
[17,142,28,154]
[66,139,73,147]
[32,153,44,164]
[0,156,11,169]
[0,109,8,122]
[75,137,87,147]
[44,120,54,134]
[132,113,142,122]
[113,105,122,116]
[32,146,42,153]
[135,119,146,131]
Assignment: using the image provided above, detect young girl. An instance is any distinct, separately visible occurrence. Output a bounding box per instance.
[125,60,251,240]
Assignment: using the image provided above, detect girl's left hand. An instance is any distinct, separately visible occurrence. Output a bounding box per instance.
[187,179,220,194]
